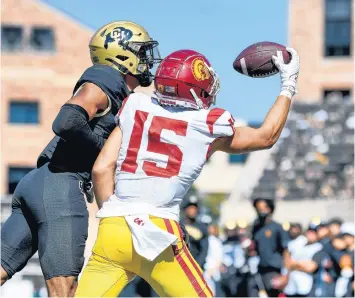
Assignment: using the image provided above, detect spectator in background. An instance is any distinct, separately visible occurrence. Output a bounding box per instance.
[316,221,331,247]
[248,198,290,297]
[328,218,344,240]
[204,224,223,296]
[287,224,332,297]
[284,223,308,297]
[181,195,209,269]
[313,221,339,296]
[324,219,343,263]
[323,219,348,296]
[315,223,337,297]
[288,223,307,252]
[330,235,348,277]
[341,223,355,259]
[220,221,248,297]
[335,223,355,297]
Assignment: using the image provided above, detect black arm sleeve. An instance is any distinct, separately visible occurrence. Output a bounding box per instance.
[52,104,104,153]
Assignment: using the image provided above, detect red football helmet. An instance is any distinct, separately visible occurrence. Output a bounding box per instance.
[154,49,220,109]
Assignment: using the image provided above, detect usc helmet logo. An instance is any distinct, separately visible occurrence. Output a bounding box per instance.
[191,58,211,81]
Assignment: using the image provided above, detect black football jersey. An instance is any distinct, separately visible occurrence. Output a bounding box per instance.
[37,65,129,180]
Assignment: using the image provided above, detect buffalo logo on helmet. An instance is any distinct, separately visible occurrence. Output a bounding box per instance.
[103,27,133,49]
[191,58,211,81]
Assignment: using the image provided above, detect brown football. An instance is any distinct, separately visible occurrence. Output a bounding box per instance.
[233,41,291,78]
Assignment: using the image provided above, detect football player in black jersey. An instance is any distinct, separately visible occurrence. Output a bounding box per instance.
[1,21,161,297]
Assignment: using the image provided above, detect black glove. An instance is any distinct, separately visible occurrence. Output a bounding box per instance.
[80,181,95,203]
[179,222,190,249]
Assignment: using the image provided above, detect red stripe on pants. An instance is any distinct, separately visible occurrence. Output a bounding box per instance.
[183,246,213,296]
[163,219,207,297]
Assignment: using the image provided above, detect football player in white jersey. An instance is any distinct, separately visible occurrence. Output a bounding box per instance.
[75,48,300,297]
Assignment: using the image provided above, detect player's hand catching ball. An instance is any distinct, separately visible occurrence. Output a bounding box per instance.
[272,47,300,99]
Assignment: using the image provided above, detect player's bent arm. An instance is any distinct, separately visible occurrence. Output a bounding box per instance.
[66,83,108,117]
[92,126,122,209]
[214,95,291,154]
[52,83,108,151]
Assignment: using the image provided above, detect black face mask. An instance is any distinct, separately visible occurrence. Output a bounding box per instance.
[134,71,153,87]
[257,212,270,221]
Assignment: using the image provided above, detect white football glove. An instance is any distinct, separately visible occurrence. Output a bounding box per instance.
[272,47,300,99]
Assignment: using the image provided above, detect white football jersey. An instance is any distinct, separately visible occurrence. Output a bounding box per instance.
[97,92,235,220]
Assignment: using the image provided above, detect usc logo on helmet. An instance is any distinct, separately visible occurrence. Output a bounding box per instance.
[191,58,211,81]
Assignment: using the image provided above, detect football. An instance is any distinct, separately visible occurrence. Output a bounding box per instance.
[233,41,291,78]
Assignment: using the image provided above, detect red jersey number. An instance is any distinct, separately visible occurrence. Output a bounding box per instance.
[121,110,188,178]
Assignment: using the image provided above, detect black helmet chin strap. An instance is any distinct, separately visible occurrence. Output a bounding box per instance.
[134,70,153,87]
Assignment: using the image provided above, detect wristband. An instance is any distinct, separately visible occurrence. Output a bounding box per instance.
[280,85,296,99]
[280,90,293,99]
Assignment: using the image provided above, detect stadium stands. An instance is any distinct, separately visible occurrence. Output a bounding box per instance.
[252,92,354,201]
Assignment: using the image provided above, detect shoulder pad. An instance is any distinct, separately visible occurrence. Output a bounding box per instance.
[74,64,129,114]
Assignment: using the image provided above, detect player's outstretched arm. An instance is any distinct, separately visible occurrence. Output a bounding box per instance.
[92,126,122,208]
[214,47,300,154]
[215,94,291,153]
[52,83,109,152]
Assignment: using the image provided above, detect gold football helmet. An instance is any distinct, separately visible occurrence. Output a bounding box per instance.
[89,21,161,86]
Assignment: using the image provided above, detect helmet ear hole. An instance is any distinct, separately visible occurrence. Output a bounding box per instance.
[116,55,129,61]
[201,90,209,98]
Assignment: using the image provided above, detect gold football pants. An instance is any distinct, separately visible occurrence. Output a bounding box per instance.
[75,216,213,297]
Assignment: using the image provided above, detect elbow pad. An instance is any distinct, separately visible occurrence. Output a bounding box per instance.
[52,104,104,151]
[53,104,89,138]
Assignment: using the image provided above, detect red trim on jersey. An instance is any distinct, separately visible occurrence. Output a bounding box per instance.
[205,110,235,160]
[117,96,129,118]
[228,115,236,132]
[206,108,226,134]
[206,137,223,160]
